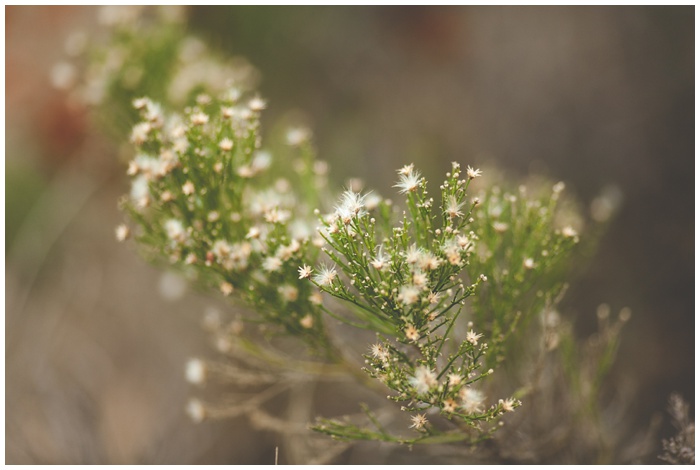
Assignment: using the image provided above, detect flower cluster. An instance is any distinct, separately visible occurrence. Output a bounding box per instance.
[468,179,583,366]
[51,5,258,141]
[308,162,520,438]
[119,89,333,353]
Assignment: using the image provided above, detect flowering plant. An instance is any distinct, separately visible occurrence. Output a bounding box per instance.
[57,7,663,463]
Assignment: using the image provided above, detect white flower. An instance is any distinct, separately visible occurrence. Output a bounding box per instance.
[405,324,420,342]
[394,168,422,194]
[493,221,509,233]
[404,245,422,264]
[523,257,535,269]
[499,397,519,412]
[460,387,485,413]
[248,96,266,111]
[182,181,195,196]
[447,373,463,387]
[185,358,206,384]
[562,226,578,238]
[370,248,389,270]
[130,122,151,145]
[335,190,367,223]
[132,97,150,110]
[286,127,310,146]
[398,285,420,305]
[251,151,272,172]
[276,239,300,261]
[412,271,427,287]
[220,281,234,296]
[186,398,206,423]
[263,256,282,272]
[427,291,441,304]
[164,219,187,243]
[246,226,261,239]
[409,413,428,429]
[219,138,233,151]
[190,111,209,126]
[115,224,130,242]
[456,235,471,249]
[313,265,337,286]
[398,164,414,176]
[418,252,441,271]
[370,343,389,361]
[299,314,314,329]
[409,366,437,395]
[442,398,458,413]
[444,195,465,219]
[298,264,313,279]
[466,329,483,346]
[466,166,482,179]
[212,240,231,261]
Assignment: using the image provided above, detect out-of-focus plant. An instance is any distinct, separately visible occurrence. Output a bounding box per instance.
[55,6,660,463]
[659,394,695,464]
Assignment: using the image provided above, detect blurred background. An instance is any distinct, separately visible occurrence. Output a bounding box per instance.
[6,5,694,464]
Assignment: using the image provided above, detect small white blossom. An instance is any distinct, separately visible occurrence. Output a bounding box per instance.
[418,252,441,271]
[398,164,414,176]
[182,181,195,196]
[246,226,261,239]
[493,221,509,233]
[185,358,206,385]
[410,413,428,430]
[133,97,149,110]
[412,271,428,287]
[466,166,482,179]
[370,343,389,361]
[335,190,367,223]
[299,314,314,329]
[115,224,130,242]
[286,127,310,146]
[190,111,209,126]
[448,373,463,387]
[499,397,518,412]
[444,195,465,219]
[405,245,422,265]
[220,281,234,296]
[409,366,437,394]
[248,96,266,111]
[427,291,441,304]
[313,265,337,286]
[371,249,389,271]
[164,219,187,243]
[398,285,421,305]
[523,257,535,269]
[405,324,420,342]
[466,329,483,346]
[219,138,233,151]
[394,168,422,194]
[442,398,458,413]
[186,398,206,423]
[460,387,485,413]
[130,122,151,145]
[298,264,313,279]
[562,226,578,238]
[263,256,283,273]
